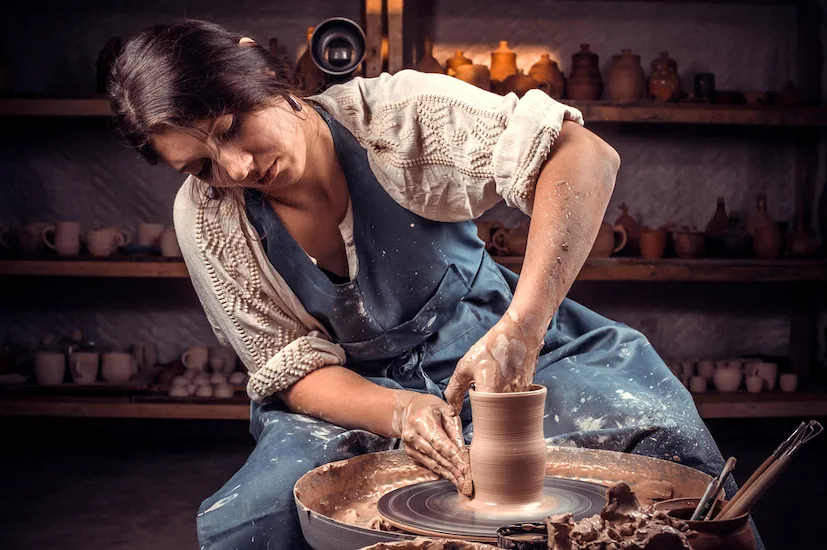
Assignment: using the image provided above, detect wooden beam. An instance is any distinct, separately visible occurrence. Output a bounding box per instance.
[692,391,827,419]
[0,260,189,278]
[363,0,384,77]
[0,397,250,420]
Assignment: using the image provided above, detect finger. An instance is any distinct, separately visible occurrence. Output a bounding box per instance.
[441,407,466,450]
[434,409,469,473]
[408,426,465,482]
[405,446,461,489]
[443,366,473,416]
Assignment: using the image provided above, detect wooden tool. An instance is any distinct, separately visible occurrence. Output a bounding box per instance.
[716,420,822,521]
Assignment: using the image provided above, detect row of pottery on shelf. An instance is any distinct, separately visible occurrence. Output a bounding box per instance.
[0,220,181,258]
[167,368,247,398]
[667,358,797,394]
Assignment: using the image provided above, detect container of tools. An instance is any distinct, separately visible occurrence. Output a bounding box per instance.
[653,498,754,550]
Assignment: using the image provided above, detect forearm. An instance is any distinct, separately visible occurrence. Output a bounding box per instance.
[277,365,403,438]
[509,121,619,338]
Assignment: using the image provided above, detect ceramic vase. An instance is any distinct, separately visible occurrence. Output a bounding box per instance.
[469,384,547,508]
[720,213,752,258]
[568,44,603,101]
[653,498,756,550]
[704,197,729,257]
[590,222,627,258]
[416,39,444,74]
[501,70,539,98]
[608,49,645,103]
[747,194,783,259]
[445,50,472,76]
[648,51,681,102]
[490,41,518,85]
[529,54,565,99]
[614,202,640,256]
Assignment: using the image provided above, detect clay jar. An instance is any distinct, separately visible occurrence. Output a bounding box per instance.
[614,202,640,256]
[529,54,565,99]
[455,64,492,91]
[501,70,539,98]
[608,49,645,103]
[747,194,782,259]
[653,498,756,550]
[648,51,681,102]
[639,227,667,259]
[673,231,706,259]
[589,222,627,258]
[468,384,547,509]
[490,41,517,86]
[446,50,472,76]
[568,44,603,101]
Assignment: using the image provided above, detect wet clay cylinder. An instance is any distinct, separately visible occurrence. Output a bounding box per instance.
[469,384,547,509]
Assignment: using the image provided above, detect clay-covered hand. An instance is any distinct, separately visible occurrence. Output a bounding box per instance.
[443,309,544,415]
[392,390,473,496]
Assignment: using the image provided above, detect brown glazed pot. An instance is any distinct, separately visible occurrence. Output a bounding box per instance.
[446,50,472,76]
[568,44,603,101]
[529,53,565,99]
[608,49,645,103]
[469,384,547,509]
[648,51,681,102]
[653,498,756,550]
[490,40,518,83]
[639,228,667,259]
[501,70,540,98]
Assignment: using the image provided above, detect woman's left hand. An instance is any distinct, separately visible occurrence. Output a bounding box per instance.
[443,309,545,415]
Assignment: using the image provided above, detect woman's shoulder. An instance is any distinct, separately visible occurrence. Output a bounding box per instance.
[173,177,246,253]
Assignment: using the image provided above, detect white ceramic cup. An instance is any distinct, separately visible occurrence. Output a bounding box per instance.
[755,362,778,391]
[160,226,181,258]
[745,375,764,393]
[779,373,798,393]
[680,361,695,377]
[42,221,81,256]
[138,222,165,247]
[17,222,52,254]
[70,351,100,384]
[34,351,65,385]
[697,360,715,379]
[713,368,743,392]
[182,346,209,371]
[689,375,707,393]
[101,352,137,383]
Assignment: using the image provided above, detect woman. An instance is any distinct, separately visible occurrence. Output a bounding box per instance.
[110,20,740,550]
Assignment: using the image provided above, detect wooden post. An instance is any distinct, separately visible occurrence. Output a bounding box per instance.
[387,0,404,74]
[364,0,384,77]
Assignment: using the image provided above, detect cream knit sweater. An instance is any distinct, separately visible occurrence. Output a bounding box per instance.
[173,70,584,402]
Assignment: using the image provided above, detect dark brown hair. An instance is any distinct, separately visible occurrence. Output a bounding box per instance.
[108,19,297,172]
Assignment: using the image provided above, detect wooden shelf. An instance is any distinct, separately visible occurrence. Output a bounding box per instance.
[2,257,826,282]
[494,257,827,282]
[0,391,824,420]
[2,97,825,127]
[564,101,827,126]
[0,259,189,278]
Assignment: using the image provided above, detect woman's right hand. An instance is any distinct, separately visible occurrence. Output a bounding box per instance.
[392,390,473,496]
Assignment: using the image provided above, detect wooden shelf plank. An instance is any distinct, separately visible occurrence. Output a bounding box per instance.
[0,97,112,117]
[0,260,189,277]
[2,258,826,281]
[0,391,823,420]
[2,97,826,127]
[565,101,827,126]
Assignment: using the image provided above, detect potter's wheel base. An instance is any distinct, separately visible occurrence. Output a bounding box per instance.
[377,477,607,542]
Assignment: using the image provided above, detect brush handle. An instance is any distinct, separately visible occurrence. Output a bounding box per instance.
[719,454,790,520]
[716,455,773,519]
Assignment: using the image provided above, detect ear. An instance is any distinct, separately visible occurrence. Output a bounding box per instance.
[239,36,255,46]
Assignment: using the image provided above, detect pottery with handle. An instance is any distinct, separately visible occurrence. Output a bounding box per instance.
[589,222,627,258]
[182,345,210,371]
[101,352,137,383]
[70,351,99,384]
[42,221,81,256]
[468,384,547,509]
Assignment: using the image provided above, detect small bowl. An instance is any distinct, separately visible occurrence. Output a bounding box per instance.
[653,498,756,550]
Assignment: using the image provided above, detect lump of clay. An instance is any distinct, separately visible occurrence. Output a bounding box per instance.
[546,482,693,550]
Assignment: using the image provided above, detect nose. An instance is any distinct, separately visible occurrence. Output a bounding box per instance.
[220,144,254,184]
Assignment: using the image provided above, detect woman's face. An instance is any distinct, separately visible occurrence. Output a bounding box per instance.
[149,100,308,192]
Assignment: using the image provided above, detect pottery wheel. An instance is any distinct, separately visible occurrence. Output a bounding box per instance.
[377,477,607,541]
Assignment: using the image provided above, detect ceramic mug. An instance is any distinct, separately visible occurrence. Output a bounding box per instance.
[779,373,797,393]
[101,352,137,383]
[209,346,238,374]
[132,341,157,370]
[17,222,52,254]
[42,221,81,256]
[34,351,66,385]
[697,360,715,378]
[689,375,707,393]
[70,351,100,384]
[713,368,742,392]
[182,345,209,371]
[745,375,763,393]
[639,228,667,260]
[755,362,778,391]
[160,227,181,258]
[138,222,165,247]
[86,228,128,257]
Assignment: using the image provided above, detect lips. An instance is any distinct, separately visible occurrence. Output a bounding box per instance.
[256,161,278,186]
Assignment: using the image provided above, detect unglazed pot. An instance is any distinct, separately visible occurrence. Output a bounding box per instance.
[568,44,603,101]
[490,41,517,84]
[529,53,565,99]
[639,227,667,259]
[501,70,539,98]
[589,222,627,258]
[614,202,640,256]
[653,498,756,550]
[648,51,681,102]
[469,384,547,508]
[416,39,444,74]
[673,231,706,258]
[608,49,645,103]
[455,64,491,91]
[446,50,472,76]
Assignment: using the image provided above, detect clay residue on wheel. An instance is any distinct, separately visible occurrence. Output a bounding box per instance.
[359,536,497,549]
[546,482,693,550]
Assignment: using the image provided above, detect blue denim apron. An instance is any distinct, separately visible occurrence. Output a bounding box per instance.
[196,108,761,549]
